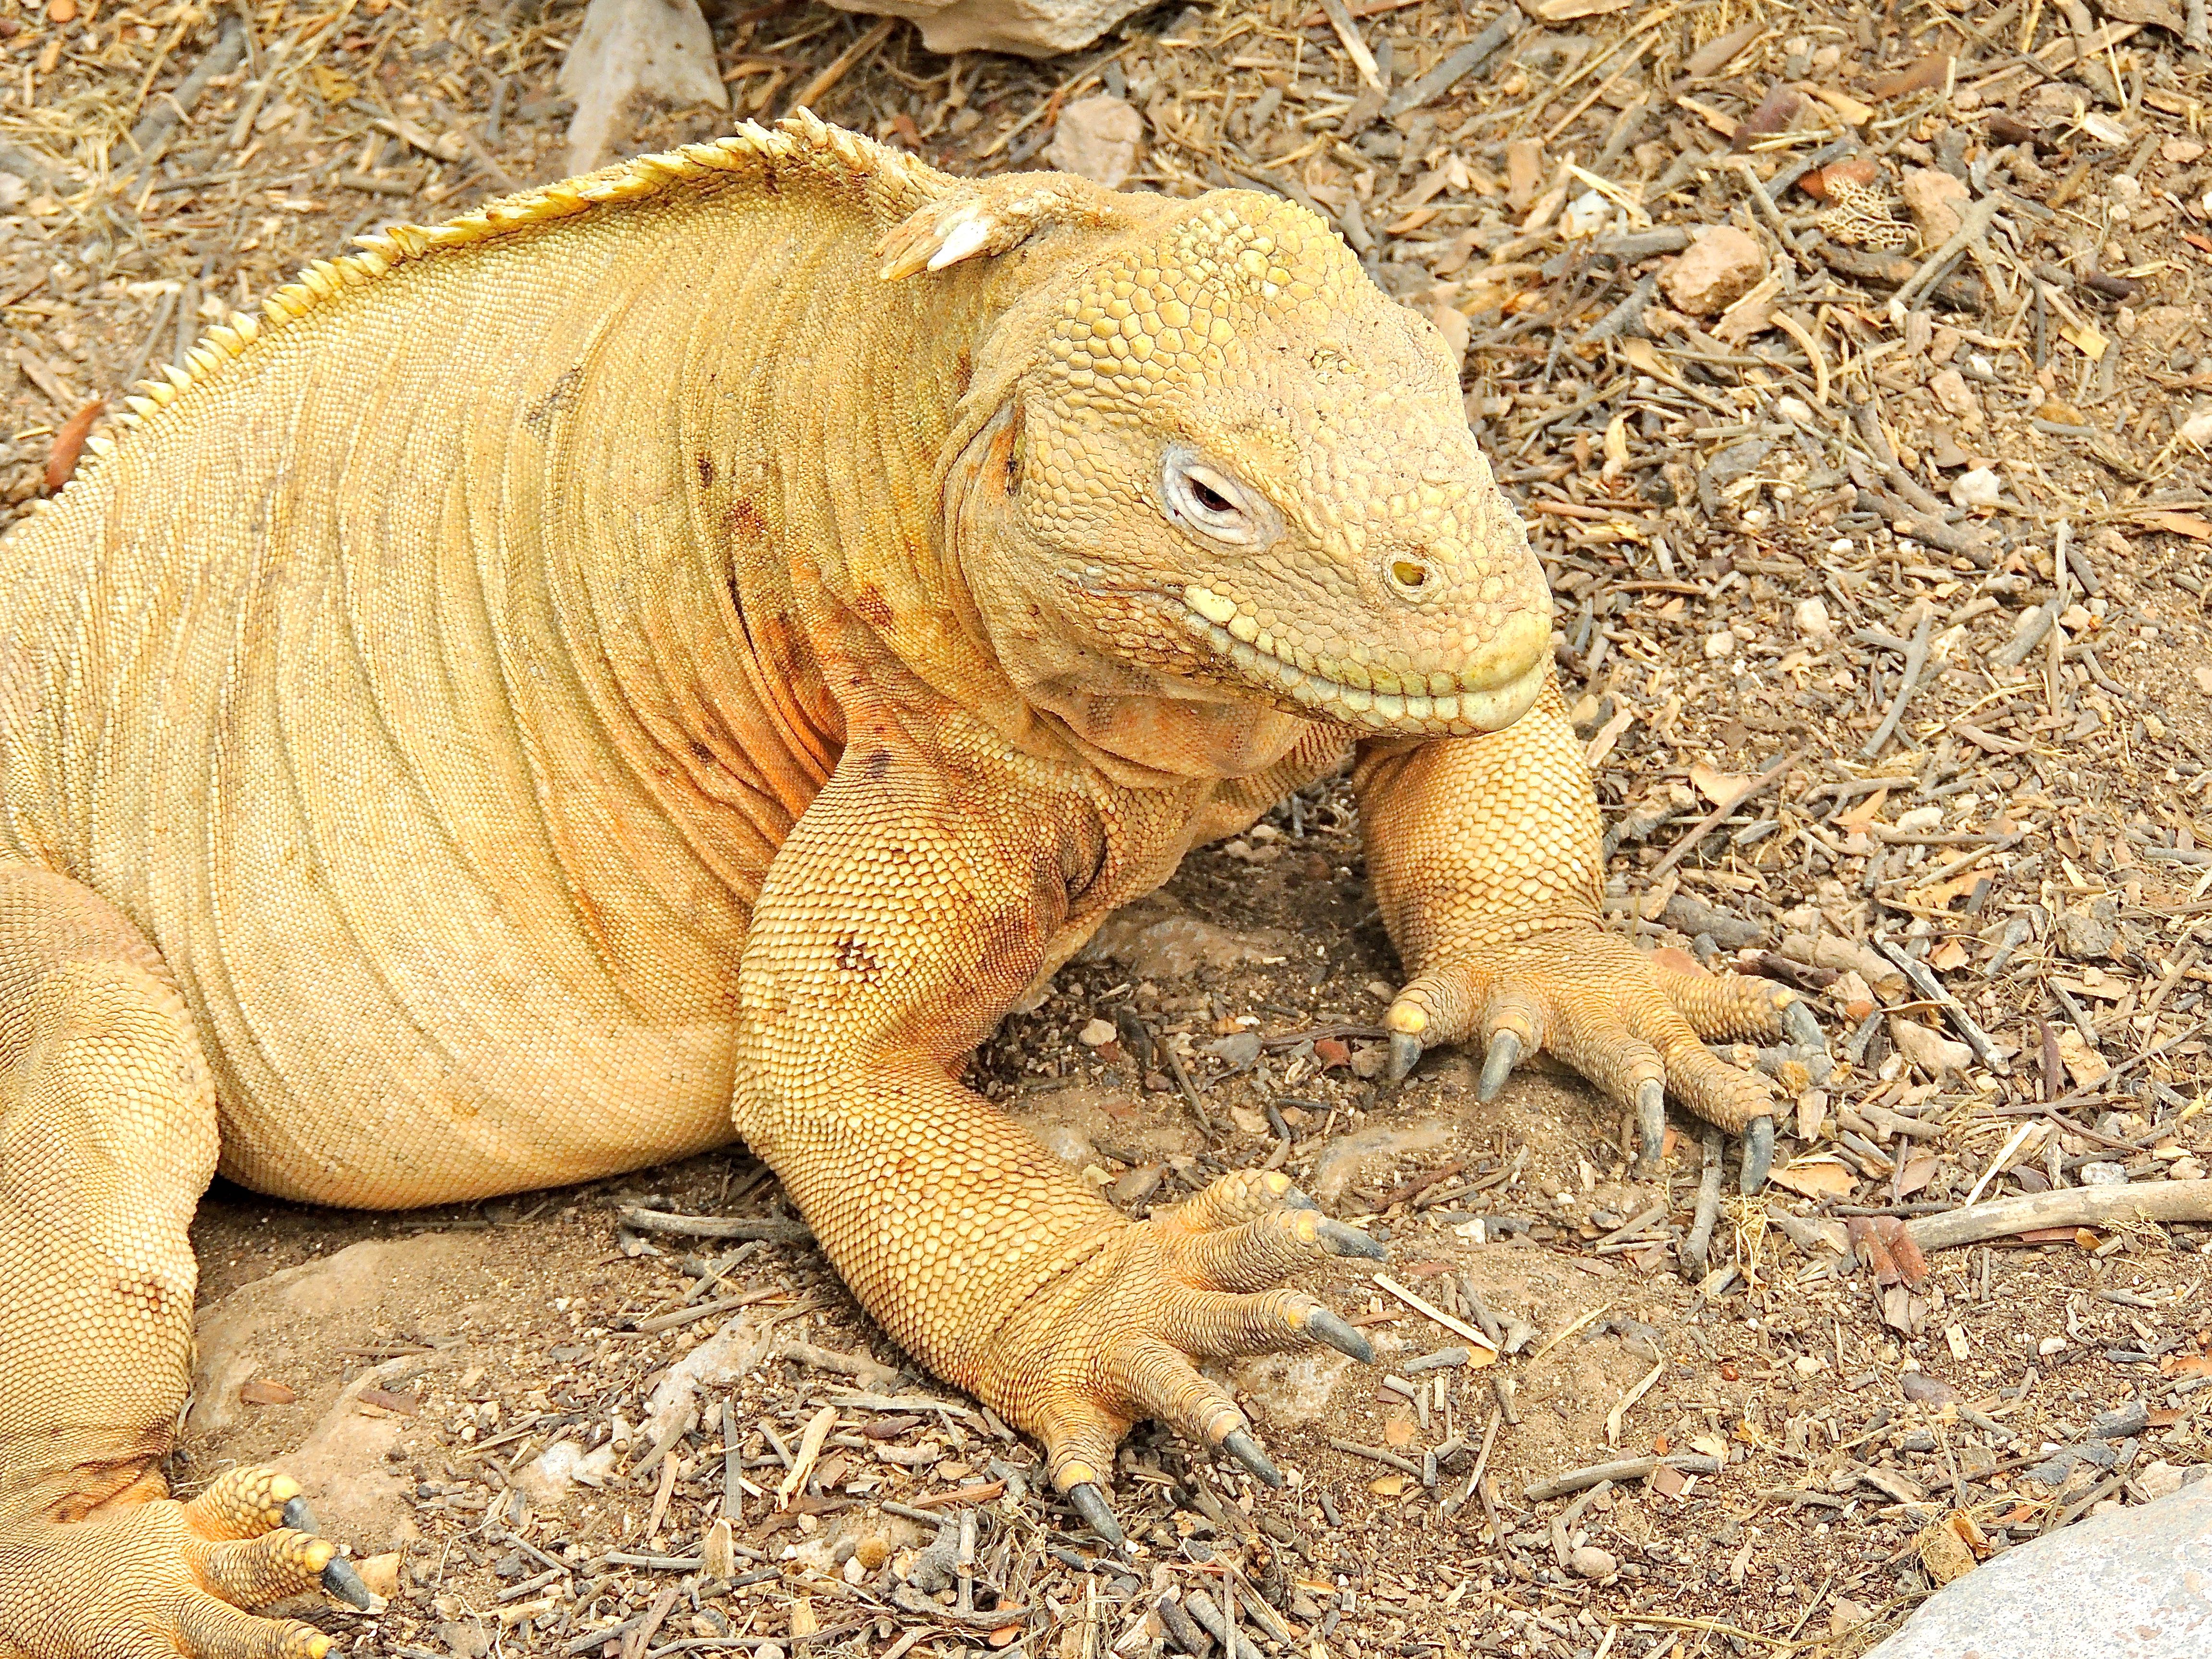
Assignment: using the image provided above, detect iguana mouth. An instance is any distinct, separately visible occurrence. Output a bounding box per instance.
[1166,586,1546,735]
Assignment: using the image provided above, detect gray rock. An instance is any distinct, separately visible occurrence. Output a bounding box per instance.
[2080,1162,2129,1186]
[1869,1483,2212,1658]
[2029,1443,2119,1486]
[2093,1400,2151,1439]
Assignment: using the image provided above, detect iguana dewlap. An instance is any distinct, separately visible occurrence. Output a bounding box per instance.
[0,115,1802,1657]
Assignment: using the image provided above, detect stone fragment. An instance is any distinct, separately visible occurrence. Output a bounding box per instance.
[1077,1017,1117,1046]
[2056,908,2118,961]
[1867,1481,2212,1657]
[1929,367,1984,429]
[1889,1016,1972,1077]
[1661,226,1766,317]
[827,0,1145,56]
[1044,94,1144,187]
[1308,1120,1453,1202]
[1899,167,1970,246]
[1794,596,1833,638]
[559,0,727,175]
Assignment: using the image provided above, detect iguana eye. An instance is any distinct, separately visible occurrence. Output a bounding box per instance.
[1160,444,1262,546]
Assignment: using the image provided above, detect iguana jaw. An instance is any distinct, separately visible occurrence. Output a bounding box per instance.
[1169,584,1548,736]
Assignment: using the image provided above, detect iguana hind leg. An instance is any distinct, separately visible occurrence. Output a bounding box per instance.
[0,868,355,1659]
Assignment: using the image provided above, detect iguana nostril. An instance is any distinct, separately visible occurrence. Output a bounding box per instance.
[1386,557,1432,599]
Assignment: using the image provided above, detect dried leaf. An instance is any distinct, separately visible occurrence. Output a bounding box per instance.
[1730,86,1803,153]
[1798,156,1879,202]
[1682,21,1762,79]
[1867,55,1951,100]
[1895,1153,1938,1199]
[1769,1157,1857,1199]
[2140,510,2212,540]
[44,398,103,493]
[1689,763,1754,807]
[1529,0,1634,15]
[239,1379,296,1406]
[1803,84,1876,125]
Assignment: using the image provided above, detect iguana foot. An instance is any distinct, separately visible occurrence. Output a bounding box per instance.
[1381,927,1818,1193]
[0,1466,371,1659]
[983,1170,1381,1545]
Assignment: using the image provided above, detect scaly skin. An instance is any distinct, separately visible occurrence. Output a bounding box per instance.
[0,116,1801,1655]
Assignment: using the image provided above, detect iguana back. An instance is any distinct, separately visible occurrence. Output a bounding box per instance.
[0,120,974,1205]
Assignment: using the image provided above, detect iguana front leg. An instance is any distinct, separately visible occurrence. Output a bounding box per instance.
[1354,672,1816,1191]
[731,734,1380,1537]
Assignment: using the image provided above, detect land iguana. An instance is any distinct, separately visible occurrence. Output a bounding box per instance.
[0,114,1812,1658]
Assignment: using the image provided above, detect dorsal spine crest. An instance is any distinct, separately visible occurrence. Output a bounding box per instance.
[77,111,943,475]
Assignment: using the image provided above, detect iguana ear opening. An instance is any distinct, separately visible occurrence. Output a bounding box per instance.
[877,176,1139,281]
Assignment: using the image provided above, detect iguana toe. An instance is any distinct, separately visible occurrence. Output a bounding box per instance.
[1221,1431,1283,1488]
[1064,1482,1123,1546]
[1478,1029,1524,1102]
[1635,1076,1665,1173]
[1303,1306,1375,1363]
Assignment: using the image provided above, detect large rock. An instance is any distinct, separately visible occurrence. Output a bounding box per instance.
[1077,893,1296,981]
[1045,95,1144,188]
[560,0,727,175]
[828,0,1146,56]
[189,1234,473,1438]
[1868,1480,2212,1658]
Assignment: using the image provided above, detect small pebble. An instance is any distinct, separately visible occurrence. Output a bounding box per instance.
[1949,467,2002,509]
[2079,1162,2128,1186]
[854,1535,890,1571]
[1569,1545,1618,1580]
[1077,1018,1117,1046]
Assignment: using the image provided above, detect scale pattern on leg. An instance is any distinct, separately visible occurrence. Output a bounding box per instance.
[0,1467,337,1659]
[0,876,334,1659]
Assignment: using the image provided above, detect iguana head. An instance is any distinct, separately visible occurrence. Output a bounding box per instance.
[924,184,1551,744]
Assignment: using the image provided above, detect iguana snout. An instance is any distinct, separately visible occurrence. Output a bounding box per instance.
[952,186,1551,741]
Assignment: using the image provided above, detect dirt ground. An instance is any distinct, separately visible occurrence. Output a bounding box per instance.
[3,0,2211,1655]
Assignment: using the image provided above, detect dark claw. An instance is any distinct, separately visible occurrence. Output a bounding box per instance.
[1635,1077,1664,1172]
[1221,1430,1284,1488]
[1067,1482,1123,1546]
[1279,1185,1319,1211]
[1305,1307,1377,1364]
[1318,1218,1387,1261]
[1740,1116,1775,1194]
[281,1496,318,1535]
[321,1555,375,1610]
[1478,1031,1522,1102]
[1385,1030,1423,1083]
[1781,999,1824,1050]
